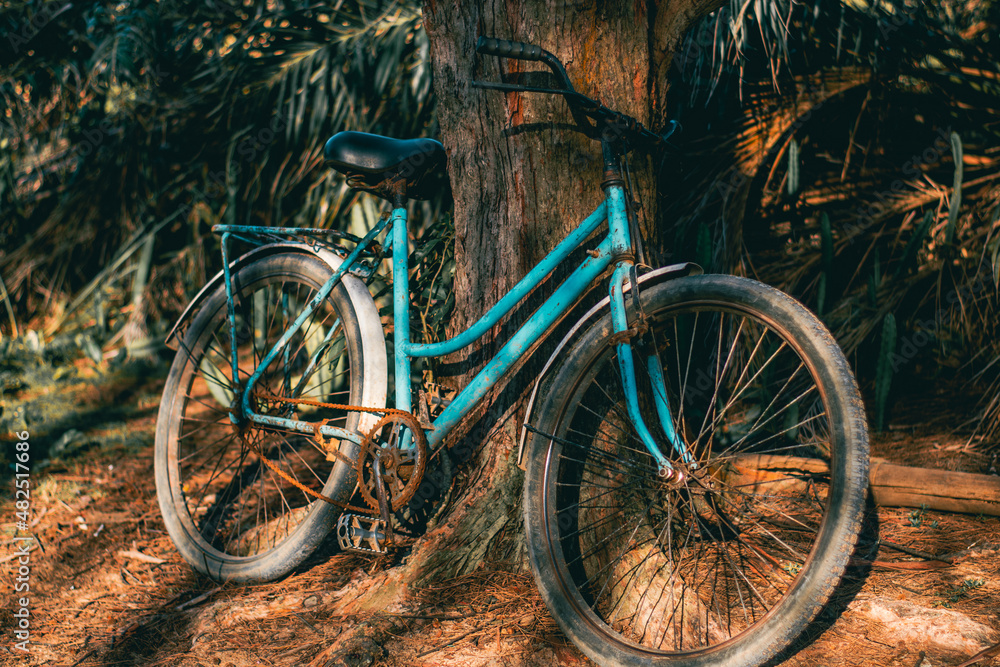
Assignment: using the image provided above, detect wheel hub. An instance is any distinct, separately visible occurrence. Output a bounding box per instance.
[227,383,261,435]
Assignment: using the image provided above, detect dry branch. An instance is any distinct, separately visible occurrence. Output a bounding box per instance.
[117,549,167,565]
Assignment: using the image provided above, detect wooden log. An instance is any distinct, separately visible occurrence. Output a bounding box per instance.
[869,459,1000,516]
[726,455,1000,517]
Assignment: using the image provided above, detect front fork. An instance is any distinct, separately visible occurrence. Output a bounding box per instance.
[608,262,697,477]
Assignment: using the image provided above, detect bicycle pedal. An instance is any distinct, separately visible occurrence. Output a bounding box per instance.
[336,513,389,555]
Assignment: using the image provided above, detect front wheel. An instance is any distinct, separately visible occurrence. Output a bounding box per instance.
[523,274,869,667]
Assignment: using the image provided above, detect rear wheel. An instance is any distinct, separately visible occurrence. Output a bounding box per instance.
[155,254,385,582]
[523,274,868,667]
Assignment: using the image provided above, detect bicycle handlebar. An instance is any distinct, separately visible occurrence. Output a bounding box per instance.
[476,37,544,62]
[474,35,680,150]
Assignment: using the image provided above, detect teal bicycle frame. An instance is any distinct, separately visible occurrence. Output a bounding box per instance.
[213,182,690,475]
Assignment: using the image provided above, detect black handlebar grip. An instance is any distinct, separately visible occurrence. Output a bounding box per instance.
[476,36,544,61]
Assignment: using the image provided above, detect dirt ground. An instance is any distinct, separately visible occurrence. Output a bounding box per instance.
[1,353,999,667]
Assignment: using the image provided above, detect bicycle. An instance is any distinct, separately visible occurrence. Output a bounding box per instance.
[154,35,870,667]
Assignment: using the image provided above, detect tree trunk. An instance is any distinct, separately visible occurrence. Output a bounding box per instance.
[309,7,730,658]
[397,0,725,587]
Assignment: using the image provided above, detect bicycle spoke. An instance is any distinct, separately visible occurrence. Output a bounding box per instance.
[161,258,367,565]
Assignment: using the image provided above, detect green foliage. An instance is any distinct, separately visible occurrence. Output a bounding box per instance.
[875,312,896,432]
[896,211,935,277]
[817,273,828,317]
[867,250,881,308]
[817,211,832,316]
[410,214,457,348]
[787,138,800,196]
[695,223,714,273]
[668,0,1000,449]
[0,0,437,342]
[990,206,1000,289]
[0,273,16,338]
[939,578,985,608]
[820,212,834,271]
[946,132,963,244]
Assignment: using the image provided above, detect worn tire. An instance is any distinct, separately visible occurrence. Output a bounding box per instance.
[523,274,868,667]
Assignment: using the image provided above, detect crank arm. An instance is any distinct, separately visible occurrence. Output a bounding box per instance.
[373,457,394,546]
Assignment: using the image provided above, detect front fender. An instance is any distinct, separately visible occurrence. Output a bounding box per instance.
[516,262,702,468]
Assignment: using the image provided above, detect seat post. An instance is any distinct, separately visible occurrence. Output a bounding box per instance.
[383,173,407,208]
[391,204,412,414]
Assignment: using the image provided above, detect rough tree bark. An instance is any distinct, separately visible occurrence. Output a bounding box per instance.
[400,0,725,581]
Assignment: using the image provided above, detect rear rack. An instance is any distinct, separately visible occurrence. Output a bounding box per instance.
[212,222,388,282]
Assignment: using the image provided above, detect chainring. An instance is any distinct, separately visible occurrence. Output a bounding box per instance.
[356,413,428,512]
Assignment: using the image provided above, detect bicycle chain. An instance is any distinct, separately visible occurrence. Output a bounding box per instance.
[239,392,426,515]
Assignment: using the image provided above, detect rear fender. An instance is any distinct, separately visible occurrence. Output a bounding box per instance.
[516,262,702,469]
[165,243,369,349]
[164,243,388,433]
